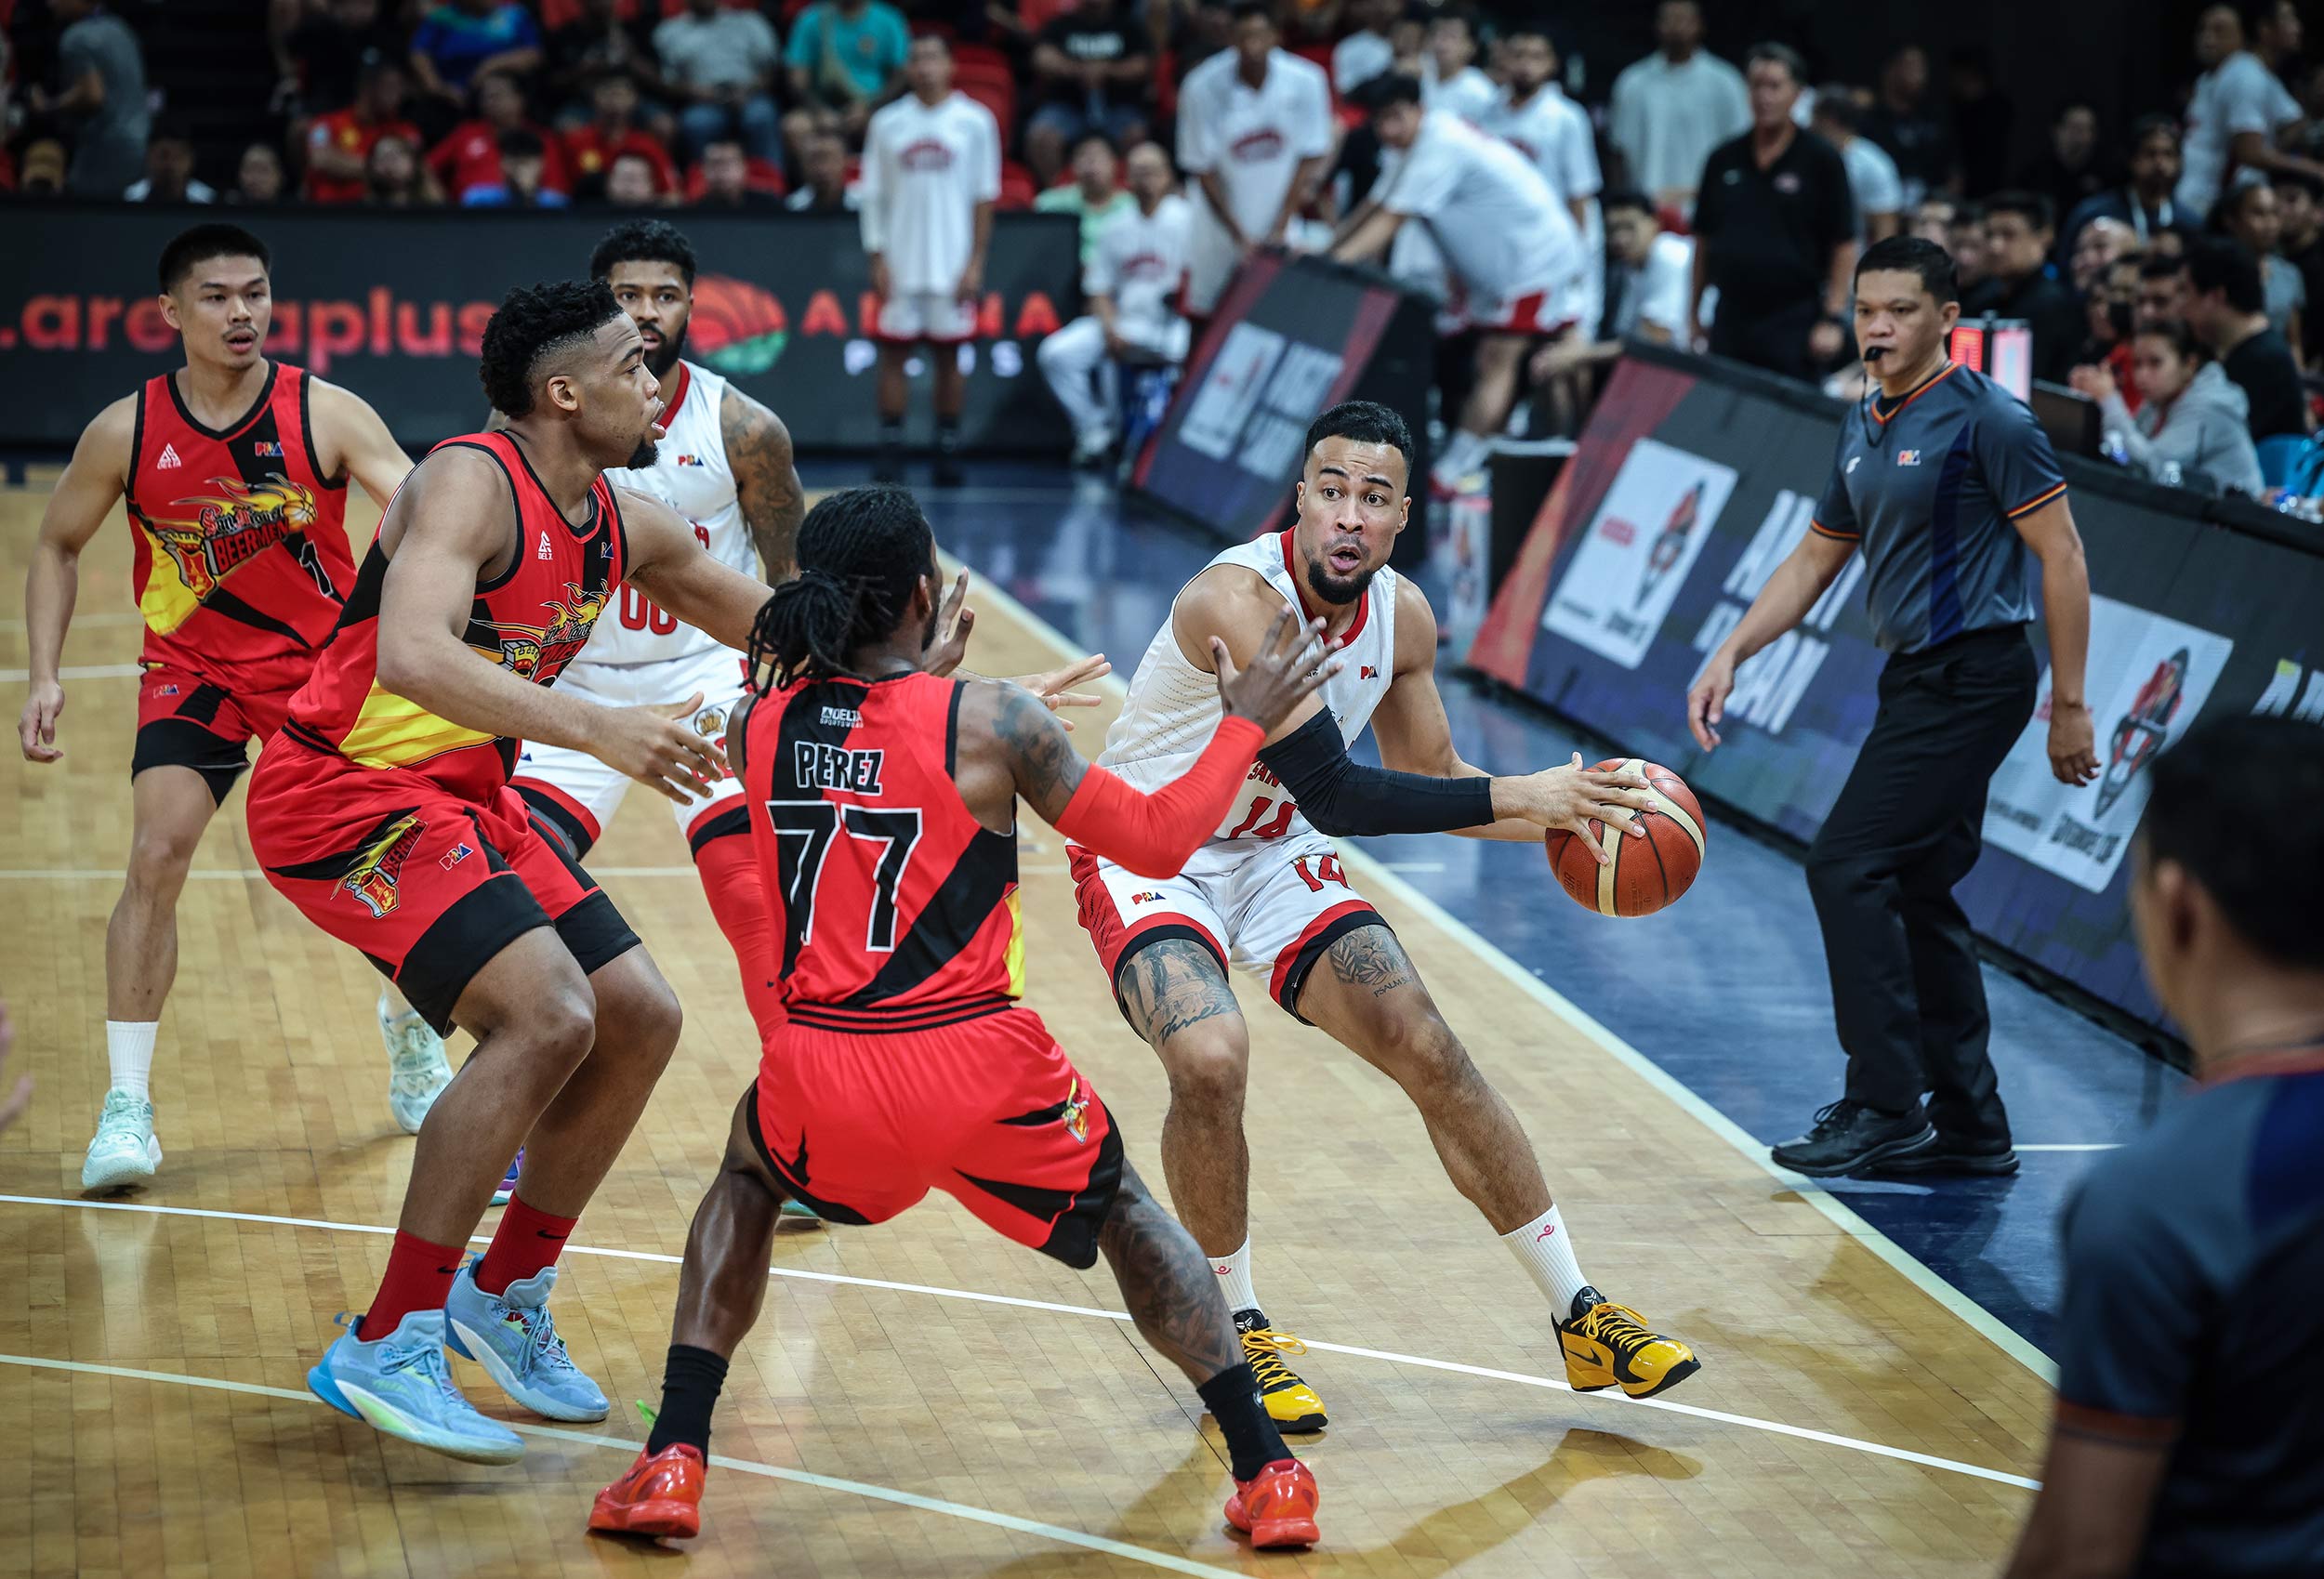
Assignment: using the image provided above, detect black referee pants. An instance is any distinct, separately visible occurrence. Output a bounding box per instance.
[1806,625,2037,1136]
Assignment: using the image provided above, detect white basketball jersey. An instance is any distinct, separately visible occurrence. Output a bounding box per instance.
[584,360,754,668]
[1100,531,1399,845]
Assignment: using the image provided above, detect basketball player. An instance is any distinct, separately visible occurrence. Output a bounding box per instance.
[246,280,786,1464]
[1068,401,1702,1430]
[590,486,1332,1547]
[17,221,454,1193]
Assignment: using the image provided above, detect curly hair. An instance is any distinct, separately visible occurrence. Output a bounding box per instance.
[478,280,624,419]
[746,486,935,691]
[589,218,698,286]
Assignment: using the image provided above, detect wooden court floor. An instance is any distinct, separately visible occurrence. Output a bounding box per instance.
[0,476,2051,1577]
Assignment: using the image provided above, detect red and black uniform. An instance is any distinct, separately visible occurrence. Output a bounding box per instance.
[125,362,356,802]
[246,431,639,1033]
[734,669,1125,1269]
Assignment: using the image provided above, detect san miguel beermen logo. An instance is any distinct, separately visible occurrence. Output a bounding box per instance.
[150,475,321,602]
[341,813,426,919]
[492,583,610,679]
[2094,647,2190,818]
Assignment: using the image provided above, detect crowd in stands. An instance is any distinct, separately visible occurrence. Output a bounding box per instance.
[6,0,2324,498]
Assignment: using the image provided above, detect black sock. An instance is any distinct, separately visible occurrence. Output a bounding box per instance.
[646,1343,730,1455]
[1197,1361,1289,1481]
[935,417,960,454]
[879,417,903,448]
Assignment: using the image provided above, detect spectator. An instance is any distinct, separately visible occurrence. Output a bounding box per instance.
[1941,199,1990,296]
[18,140,70,196]
[1811,85,1902,244]
[2071,319,2265,495]
[411,0,544,112]
[784,0,911,156]
[1038,140,1195,467]
[2217,178,2307,353]
[693,136,782,208]
[30,0,150,199]
[861,34,1001,485]
[284,0,407,116]
[1037,132,1137,263]
[785,129,860,211]
[1485,26,1598,237]
[307,52,424,204]
[230,141,287,205]
[1962,191,2084,385]
[546,0,667,127]
[125,122,216,203]
[429,70,567,204]
[1607,0,1748,216]
[1025,0,1152,189]
[655,0,784,164]
[469,126,571,205]
[1945,46,2014,198]
[1688,44,1855,380]
[1176,3,1336,322]
[2061,115,2187,260]
[2068,217,2137,294]
[1331,0,1396,97]
[2274,170,2324,362]
[2137,251,2193,330]
[2177,2,2317,221]
[365,132,441,205]
[1163,0,1235,90]
[1421,9,1496,123]
[1859,45,1956,209]
[2076,251,2144,410]
[1526,189,1697,431]
[1909,195,1958,248]
[606,147,667,206]
[2186,237,2308,439]
[565,74,680,199]
[2014,103,2110,230]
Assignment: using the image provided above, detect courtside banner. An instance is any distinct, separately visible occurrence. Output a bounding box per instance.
[0,201,1078,452]
[1467,343,2324,1036]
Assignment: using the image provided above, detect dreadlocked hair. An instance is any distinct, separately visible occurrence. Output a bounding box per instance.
[746,484,936,692]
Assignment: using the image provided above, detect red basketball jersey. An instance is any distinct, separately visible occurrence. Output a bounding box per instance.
[283,432,627,802]
[125,362,356,692]
[735,670,1023,1024]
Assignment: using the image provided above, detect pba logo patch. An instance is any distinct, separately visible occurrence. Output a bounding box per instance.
[438,841,474,871]
[673,454,706,467]
[1129,890,1163,905]
[252,440,284,458]
[1359,664,1380,679]
[1896,449,1922,467]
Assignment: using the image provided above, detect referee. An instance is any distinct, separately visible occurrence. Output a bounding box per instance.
[1687,234,2098,1179]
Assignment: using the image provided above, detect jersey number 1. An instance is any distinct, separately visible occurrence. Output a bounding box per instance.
[767,801,924,954]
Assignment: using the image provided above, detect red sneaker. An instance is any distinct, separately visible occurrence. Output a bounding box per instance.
[588,1443,706,1539]
[1224,1457,1320,1549]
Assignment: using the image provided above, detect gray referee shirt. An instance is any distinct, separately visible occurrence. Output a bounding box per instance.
[1811,362,2067,653]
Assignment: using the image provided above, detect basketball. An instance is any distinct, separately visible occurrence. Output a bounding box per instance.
[1544,759,1707,917]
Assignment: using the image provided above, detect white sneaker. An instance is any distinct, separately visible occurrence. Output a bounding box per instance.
[380,989,454,1135]
[82,1089,162,1191]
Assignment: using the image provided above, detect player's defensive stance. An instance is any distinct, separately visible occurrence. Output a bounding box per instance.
[591,487,1331,1549]
[1070,401,1702,1428]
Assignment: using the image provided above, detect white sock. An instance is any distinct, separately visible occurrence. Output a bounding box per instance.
[1211,1237,1261,1318]
[105,1020,159,1102]
[1501,1204,1592,1317]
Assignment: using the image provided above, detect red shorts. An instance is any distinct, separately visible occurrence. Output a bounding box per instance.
[132,663,301,804]
[748,1001,1124,1269]
[245,738,639,1035]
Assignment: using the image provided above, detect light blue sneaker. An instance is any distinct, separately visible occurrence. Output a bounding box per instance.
[308,1309,525,1464]
[445,1259,610,1422]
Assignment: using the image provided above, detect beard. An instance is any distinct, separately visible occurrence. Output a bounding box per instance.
[644,319,689,381]
[1304,555,1379,609]
[625,437,660,469]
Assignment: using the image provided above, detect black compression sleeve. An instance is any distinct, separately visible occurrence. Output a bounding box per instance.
[1255,709,1496,836]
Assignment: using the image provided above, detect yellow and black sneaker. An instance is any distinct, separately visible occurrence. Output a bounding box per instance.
[1558,1289,1700,1400]
[1235,1310,1327,1432]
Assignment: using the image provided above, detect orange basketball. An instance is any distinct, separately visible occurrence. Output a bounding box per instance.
[1542,758,1707,917]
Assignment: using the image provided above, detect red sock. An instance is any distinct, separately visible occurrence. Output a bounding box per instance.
[363,1230,465,1338]
[693,828,788,1047]
[474,1195,579,1296]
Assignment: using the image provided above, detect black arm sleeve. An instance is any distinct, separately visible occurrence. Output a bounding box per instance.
[1255,709,1496,837]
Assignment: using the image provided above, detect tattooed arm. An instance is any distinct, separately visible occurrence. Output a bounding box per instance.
[720,386,804,583]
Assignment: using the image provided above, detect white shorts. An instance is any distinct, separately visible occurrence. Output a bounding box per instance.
[1066,829,1387,1023]
[876,290,979,344]
[509,643,752,856]
[1454,268,1586,336]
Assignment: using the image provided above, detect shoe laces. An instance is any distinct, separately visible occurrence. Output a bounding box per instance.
[1808,1099,1868,1136]
[376,1329,474,1413]
[1571,1301,1663,1362]
[1240,1327,1308,1390]
[94,1090,150,1136]
[494,1296,576,1379]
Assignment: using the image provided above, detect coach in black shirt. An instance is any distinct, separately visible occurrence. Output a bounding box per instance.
[2188,238,2310,442]
[1690,43,1856,381]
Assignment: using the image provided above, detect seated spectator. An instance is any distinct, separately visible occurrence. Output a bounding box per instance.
[465,126,571,205]
[2078,253,2144,410]
[1037,132,1136,262]
[1811,85,1903,243]
[1962,191,2083,383]
[2071,319,2265,495]
[284,0,408,116]
[429,70,567,204]
[2136,251,2192,330]
[2185,236,2308,439]
[1331,0,1397,97]
[2061,114,2186,261]
[1038,141,1194,467]
[2014,102,2111,231]
[565,73,679,198]
[410,0,545,118]
[1859,43,1955,208]
[696,136,784,208]
[1526,189,1696,431]
[783,0,910,157]
[546,0,667,125]
[783,129,858,211]
[307,51,424,204]
[2275,169,2324,362]
[2069,216,2137,293]
[17,140,70,196]
[365,132,442,205]
[606,148,668,205]
[1421,9,1497,122]
[230,142,287,204]
[2216,178,2306,354]
[31,0,151,198]
[1026,0,1152,189]
[655,0,784,163]
[125,121,217,203]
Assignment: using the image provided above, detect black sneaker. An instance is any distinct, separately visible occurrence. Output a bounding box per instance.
[1859,1132,2019,1178]
[1770,1099,1935,1178]
[931,453,965,488]
[871,449,905,484]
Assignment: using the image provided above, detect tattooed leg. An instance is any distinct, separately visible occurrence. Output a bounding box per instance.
[1117,938,1253,1257]
[1296,925,1553,1232]
[1098,1161,1244,1380]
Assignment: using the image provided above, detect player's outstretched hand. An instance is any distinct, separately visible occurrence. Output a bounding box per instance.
[1003,653,1112,731]
[1211,607,1336,735]
[18,679,65,763]
[593,691,729,805]
[923,569,974,677]
[1511,754,1658,866]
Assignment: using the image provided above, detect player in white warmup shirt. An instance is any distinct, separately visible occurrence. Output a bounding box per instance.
[1065,401,1704,1431]
[1483,26,1605,336]
[861,34,1001,487]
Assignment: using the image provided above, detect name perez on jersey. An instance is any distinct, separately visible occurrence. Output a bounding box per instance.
[794,742,885,794]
